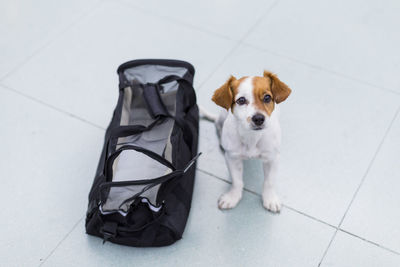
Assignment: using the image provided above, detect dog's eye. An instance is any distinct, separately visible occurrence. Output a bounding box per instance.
[263,95,272,103]
[236,97,247,105]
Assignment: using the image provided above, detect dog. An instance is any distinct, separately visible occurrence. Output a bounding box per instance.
[201,71,291,213]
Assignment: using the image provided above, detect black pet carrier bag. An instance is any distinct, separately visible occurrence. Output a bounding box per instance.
[85,59,200,247]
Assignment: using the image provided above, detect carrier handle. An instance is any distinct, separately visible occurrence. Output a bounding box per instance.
[105,116,195,160]
[102,153,201,189]
[158,75,197,152]
[158,75,198,149]
[139,74,193,119]
[107,116,165,139]
[103,116,167,160]
[103,74,197,175]
[100,153,201,211]
[158,74,192,86]
[141,83,170,118]
[105,145,176,180]
[103,112,194,174]
[113,74,195,148]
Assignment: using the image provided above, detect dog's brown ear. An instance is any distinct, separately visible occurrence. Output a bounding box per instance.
[263,71,291,104]
[212,76,237,110]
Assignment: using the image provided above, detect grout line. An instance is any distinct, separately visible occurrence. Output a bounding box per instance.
[238,0,280,42]
[198,103,400,257]
[198,165,400,259]
[113,0,237,43]
[338,229,400,256]
[339,105,400,228]
[116,0,280,92]
[196,43,242,91]
[4,0,399,259]
[0,0,276,131]
[196,0,280,91]
[38,217,84,267]
[241,42,400,97]
[117,0,400,97]
[317,230,338,266]
[0,0,104,82]
[318,105,400,266]
[0,84,105,130]
[196,168,337,229]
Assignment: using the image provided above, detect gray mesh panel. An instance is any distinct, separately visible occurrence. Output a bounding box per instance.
[101,64,186,214]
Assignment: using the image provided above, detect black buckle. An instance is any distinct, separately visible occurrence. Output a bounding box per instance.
[100,222,118,244]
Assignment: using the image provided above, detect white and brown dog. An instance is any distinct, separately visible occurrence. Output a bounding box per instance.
[202,71,291,213]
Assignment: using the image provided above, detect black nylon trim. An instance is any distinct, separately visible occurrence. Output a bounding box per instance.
[105,145,176,179]
[117,59,195,77]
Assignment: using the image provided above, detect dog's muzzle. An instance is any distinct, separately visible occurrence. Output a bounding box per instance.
[252,113,265,127]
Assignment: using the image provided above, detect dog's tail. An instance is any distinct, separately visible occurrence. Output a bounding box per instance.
[199,105,217,122]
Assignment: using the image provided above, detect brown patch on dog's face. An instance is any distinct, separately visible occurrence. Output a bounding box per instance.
[213,72,291,116]
[212,76,247,111]
[252,76,275,116]
[263,71,292,104]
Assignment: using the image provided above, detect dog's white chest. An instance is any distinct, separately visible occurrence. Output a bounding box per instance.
[220,113,280,160]
[237,135,263,158]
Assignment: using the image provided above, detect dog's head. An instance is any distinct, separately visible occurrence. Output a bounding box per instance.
[212,71,291,131]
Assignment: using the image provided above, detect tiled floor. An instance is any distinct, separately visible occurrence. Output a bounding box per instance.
[1,0,399,266]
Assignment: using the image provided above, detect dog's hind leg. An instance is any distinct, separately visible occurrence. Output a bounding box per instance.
[199,106,226,143]
[214,110,227,138]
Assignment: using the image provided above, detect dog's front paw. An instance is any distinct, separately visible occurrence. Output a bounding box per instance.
[218,190,242,210]
[262,190,281,213]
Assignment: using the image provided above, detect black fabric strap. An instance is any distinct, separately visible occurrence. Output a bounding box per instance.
[139,75,193,119]
[118,74,196,151]
[141,83,169,118]
[98,170,183,206]
[105,145,176,180]
[107,117,164,139]
[157,75,192,86]
[100,153,200,207]
[172,184,191,212]
[104,117,166,159]
[159,75,197,148]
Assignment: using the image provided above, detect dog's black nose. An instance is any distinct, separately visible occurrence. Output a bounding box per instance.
[252,114,265,126]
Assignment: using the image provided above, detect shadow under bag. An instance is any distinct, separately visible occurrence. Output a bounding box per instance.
[85,59,200,247]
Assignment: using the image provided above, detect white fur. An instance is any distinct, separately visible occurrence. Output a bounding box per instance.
[215,77,282,212]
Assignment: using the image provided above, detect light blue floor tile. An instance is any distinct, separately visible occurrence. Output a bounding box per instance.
[196,44,400,226]
[244,0,400,92]
[1,0,399,265]
[0,0,99,78]
[341,110,400,252]
[119,0,276,39]
[0,87,104,266]
[42,171,334,267]
[321,232,400,267]
[2,0,237,128]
